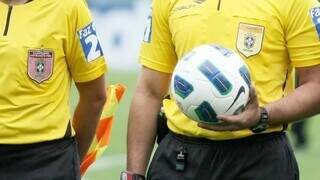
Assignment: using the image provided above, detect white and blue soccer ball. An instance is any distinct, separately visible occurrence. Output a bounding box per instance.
[170,44,251,124]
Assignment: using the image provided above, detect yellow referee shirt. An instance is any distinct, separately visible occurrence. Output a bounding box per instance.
[0,0,107,144]
[140,0,320,140]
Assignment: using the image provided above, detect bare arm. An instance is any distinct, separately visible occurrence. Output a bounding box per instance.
[266,65,320,125]
[73,75,106,162]
[199,65,320,131]
[127,67,171,175]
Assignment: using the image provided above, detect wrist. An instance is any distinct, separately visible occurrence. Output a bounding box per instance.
[120,171,146,180]
[250,106,269,133]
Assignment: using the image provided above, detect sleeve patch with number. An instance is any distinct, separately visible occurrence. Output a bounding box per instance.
[143,9,152,43]
[310,7,320,39]
[78,22,104,63]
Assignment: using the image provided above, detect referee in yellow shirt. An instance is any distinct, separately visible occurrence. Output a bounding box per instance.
[124,0,320,179]
[0,0,107,179]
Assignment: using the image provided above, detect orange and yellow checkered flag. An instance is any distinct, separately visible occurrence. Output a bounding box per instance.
[80,84,126,176]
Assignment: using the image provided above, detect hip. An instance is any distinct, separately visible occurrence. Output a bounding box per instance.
[0,137,81,180]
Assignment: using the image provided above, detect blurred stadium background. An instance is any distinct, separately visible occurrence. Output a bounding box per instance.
[77,0,320,179]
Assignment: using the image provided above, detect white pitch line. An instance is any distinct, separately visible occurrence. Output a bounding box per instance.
[89,153,126,172]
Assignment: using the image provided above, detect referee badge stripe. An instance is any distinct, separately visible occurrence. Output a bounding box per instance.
[27,49,54,83]
[236,23,265,58]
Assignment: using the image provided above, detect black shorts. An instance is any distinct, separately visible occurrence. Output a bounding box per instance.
[147,131,299,180]
[0,137,80,180]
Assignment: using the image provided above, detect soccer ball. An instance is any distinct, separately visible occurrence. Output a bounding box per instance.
[170,44,251,124]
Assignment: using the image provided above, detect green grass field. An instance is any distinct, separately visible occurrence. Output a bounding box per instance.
[79,71,320,180]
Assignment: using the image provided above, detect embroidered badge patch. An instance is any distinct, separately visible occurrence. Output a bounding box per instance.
[27,49,54,83]
[310,7,320,39]
[236,23,265,58]
[78,22,104,63]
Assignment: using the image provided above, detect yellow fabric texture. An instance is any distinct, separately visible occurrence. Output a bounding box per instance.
[0,0,107,144]
[139,0,320,140]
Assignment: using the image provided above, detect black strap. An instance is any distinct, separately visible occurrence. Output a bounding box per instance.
[120,171,145,180]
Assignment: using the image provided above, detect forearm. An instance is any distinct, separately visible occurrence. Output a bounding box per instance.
[127,90,163,175]
[73,98,105,162]
[266,81,320,125]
